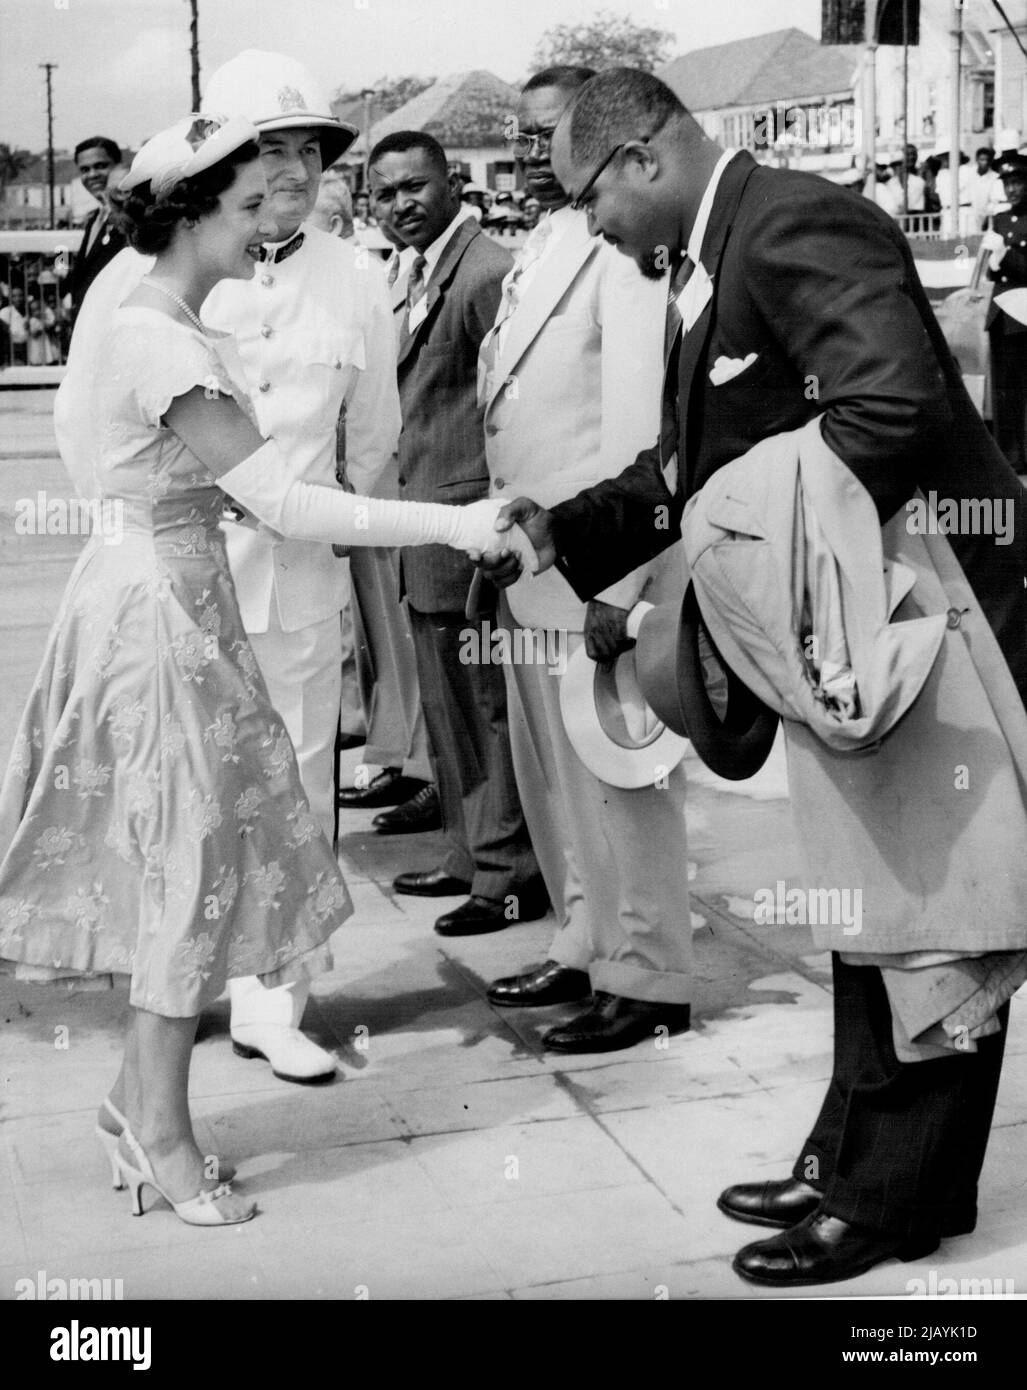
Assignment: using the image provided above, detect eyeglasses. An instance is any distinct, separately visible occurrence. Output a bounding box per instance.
[569,119,672,213]
[570,142,626,212]
[507,127,557,158]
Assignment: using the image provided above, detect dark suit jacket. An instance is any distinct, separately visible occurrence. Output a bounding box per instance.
[395,217,512,613]
[551,151,1027,705]
[67,209,127,323]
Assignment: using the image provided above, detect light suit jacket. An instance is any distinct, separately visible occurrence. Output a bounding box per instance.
[479,211,675,633]
[204,225,401,633]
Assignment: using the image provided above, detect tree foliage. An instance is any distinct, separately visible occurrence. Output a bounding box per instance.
[532,9,675,74]
[0,143,30,198]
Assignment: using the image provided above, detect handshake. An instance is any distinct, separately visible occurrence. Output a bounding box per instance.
[457,496,557,584]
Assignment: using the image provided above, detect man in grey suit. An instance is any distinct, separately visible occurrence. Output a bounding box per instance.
[367,132,545,936]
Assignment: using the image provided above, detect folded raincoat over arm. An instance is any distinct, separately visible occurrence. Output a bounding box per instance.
[681,417,1027,1056]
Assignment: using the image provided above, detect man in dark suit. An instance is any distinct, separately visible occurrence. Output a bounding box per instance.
[485,68,1027,1286]
[984,153,1027,471]
[66,137,127,326]
[367,131,544,936]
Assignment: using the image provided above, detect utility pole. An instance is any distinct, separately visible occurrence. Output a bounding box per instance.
[948,0,964,239]
[39,62,57,229]
[864,0,879,199]
[188,0,200,110]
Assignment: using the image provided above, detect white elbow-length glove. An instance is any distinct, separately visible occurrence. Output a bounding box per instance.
[218,439,537,568]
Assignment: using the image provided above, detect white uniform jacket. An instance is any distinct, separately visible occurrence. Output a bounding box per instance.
[204,225,401,633]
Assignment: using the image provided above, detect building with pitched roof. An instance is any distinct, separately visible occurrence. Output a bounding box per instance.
[658,27,862,171]
[333,70,521,191]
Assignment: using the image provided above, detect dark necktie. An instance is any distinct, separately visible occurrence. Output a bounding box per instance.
[659,255,694,481]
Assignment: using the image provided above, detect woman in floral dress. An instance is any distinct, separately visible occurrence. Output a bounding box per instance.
[0,116,525,1226]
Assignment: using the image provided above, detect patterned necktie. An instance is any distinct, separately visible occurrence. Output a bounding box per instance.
[660,254,694,487]
[386,252,401,288]
[665,254,694,364]
[482,217,555,393]
[406,254,428,322]
[498,216,553,323]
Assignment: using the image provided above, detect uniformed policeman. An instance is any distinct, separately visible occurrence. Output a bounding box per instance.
[201,51,402,1081]
[984,153,1027,470]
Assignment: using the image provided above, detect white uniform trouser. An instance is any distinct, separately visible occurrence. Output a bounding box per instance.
[229,607,342,1031]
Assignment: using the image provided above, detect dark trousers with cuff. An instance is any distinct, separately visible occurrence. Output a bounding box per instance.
[792,953,1008,1239]
[407,604,538,902]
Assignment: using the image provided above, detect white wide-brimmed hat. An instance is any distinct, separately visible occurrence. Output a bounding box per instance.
[119,114,260,196]
[202,50,357,165]
[559,642,687,790]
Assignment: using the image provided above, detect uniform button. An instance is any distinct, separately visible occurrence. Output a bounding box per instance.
[397,475,406,486]
[1002,276,1009,282]
[946,606,963,629]
[260,274,275,288]
[258,381,271,393]
[260,324,272,338]
[494,478,505,489]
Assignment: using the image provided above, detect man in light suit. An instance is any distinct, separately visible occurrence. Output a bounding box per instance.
[368,132,545,936]
[486,68,1027,1286]
[480,67,692,1052]
[202,51,401,1082]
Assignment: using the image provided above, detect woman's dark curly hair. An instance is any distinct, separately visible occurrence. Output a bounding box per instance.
[110,139,261,255]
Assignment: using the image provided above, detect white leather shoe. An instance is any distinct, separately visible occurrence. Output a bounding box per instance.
[231,1025,337,1084]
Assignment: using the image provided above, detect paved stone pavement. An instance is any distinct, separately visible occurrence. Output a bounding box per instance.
[1,389,1025,1302]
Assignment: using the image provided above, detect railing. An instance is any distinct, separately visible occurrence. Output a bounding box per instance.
[0,230,83,385]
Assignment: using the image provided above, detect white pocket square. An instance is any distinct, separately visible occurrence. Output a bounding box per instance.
[709,352,758,386]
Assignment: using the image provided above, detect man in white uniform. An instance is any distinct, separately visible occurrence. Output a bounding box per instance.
[201,51,401,1082]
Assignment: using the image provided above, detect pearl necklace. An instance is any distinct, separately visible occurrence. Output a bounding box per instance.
[141,277,206,334]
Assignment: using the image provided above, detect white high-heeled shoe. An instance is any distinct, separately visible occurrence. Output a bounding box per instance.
[95,1097,129,1190]
[96,1096,236,1187]
[115,1126,256,1227]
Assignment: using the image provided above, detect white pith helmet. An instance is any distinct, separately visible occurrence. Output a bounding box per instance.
[201,50,357,166]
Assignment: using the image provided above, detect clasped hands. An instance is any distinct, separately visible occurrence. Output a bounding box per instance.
[465,496,633,662]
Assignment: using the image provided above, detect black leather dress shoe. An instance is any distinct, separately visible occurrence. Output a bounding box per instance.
[435,885,548,936]
[733,1211,940,1287]
[717,1176,823,1229]
[372,784,441,835]
[434,896,511,936]
[393,867,471,897]
[338,768,427,809]
[542,993,691,1053]
[487,960,592,1008]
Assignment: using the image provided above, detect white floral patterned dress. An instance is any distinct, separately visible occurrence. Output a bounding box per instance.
[0,307,351,1016]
